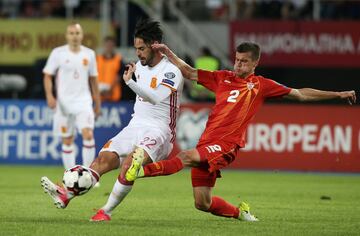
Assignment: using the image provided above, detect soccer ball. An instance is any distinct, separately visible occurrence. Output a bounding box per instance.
[63,165,93,195]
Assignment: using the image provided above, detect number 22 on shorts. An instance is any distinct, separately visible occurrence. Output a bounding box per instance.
[139,137,157,149]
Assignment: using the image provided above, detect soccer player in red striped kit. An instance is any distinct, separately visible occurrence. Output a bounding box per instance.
[125,42,356,221]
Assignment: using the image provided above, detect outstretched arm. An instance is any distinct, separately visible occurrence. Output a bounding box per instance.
[152,44,198,81]
[285,88,356,105]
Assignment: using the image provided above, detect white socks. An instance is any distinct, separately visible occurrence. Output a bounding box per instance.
[102,180,133,214]
[61,139,95,169]
[61,144,75,169]
[82,139,95,167]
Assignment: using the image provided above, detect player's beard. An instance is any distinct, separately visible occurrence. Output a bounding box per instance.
[141,51,155,66]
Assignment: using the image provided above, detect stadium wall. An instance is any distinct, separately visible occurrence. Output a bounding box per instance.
[0,100,359,172]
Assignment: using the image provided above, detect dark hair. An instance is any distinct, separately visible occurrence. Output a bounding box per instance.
[201,46,213,56]
[236,42,260,61]
[134,18,163,44]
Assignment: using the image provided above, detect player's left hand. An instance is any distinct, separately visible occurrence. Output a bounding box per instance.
[151,43,170,56]
[339,90,356,105]
[123,63,136,82]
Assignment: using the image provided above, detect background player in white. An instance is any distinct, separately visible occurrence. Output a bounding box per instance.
[41,19,184,221]
[43,22,101,169]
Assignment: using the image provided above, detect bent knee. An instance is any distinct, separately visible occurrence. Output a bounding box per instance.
[62,137,73,146]
[82,128,94,140]
[95,155,110,165]
[177,149,199,167]
[90,152,119,174]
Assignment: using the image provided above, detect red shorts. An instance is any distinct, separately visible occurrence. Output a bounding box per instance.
[191,140,240,187]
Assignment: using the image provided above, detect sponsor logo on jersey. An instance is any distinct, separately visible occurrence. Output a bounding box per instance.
[164,72,176,79]
[247,82,255,90]
[162,78,175,87]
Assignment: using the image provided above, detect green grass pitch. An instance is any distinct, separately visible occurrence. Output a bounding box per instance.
[0,165,359,236]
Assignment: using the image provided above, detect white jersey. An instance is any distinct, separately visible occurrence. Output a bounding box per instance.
[132,57,184,143]
[43,45,98,114]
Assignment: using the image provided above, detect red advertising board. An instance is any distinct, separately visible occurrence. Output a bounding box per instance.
[173,104,360,172]
[230,21,360,67]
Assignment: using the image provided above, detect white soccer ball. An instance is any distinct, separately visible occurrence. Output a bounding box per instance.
[63,165,93,195]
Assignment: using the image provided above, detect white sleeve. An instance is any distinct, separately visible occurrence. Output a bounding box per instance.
[43,49,58,75]
[126,79,171,105]
[89,51,98,77]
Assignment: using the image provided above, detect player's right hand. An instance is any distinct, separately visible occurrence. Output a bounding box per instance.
[339,90,356,105]
[123,63,136,82]
[46,96,56,109]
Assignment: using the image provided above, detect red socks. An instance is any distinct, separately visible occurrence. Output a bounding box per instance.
[207,196,239,219]
[142,158,239,219]
[144,157,184,177]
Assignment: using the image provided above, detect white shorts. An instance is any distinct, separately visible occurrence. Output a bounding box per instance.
[100,121,173,162]
[53,107,95,138]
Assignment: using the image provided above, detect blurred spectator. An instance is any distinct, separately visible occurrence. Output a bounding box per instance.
[74,0,99,18]
[39,1,54,18]
[298,0,313,20]
[96,36,125,102]
[20,0,37,17]
[189,46,220,102]
[0,0,21,18]
[281,1,296,20]
[207,0,230,21]
[173,0,360,21]
[38,0,65,18]
[2,0,360,21]
[195,46,220,71]
[236,0,256,20]
[321,0,360,20]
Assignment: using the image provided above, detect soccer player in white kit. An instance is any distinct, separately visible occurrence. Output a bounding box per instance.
[43,22,101,169]
[41,19,184,221]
